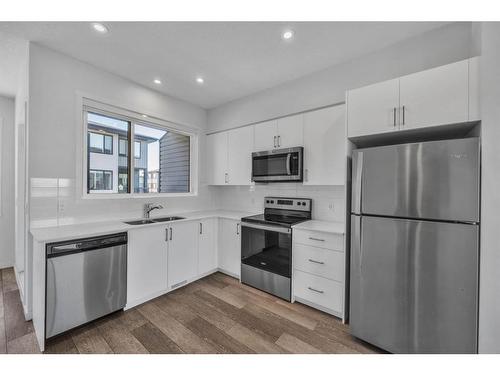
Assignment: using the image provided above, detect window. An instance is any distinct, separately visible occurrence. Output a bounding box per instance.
[134,141,141,159]
[119,138,128,156]
[89,170,113,191]
[84,105,193,196]
[89,132,113,154]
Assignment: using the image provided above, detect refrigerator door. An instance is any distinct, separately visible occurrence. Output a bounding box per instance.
[350,215,410,353]
[408,220,478,353]
[354,138,480,222]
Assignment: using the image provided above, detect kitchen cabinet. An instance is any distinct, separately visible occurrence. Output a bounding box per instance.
[127,225,168,308]
[167,220,199,289]
[347,58,478,138]
[254,114,303,151]
[198,218,217,275]
[218,218,241,278]
[303,105,345,185]
[347,78,400,138]
[399,59,469,130]
[207,126,253,185]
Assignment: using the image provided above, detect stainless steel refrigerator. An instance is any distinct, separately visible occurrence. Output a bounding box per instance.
[350,138,480,354]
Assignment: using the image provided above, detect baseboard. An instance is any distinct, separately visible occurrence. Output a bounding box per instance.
[293,296,344,320]
[216,268,240,280]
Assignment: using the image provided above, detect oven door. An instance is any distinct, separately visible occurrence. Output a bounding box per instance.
[241,222,292,278]
[252,147,303,182]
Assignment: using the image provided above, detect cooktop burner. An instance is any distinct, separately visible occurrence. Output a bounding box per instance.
[241,197,312,228]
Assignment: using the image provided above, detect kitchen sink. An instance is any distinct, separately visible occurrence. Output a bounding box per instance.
[151,216,185,222]
[124,216,185,225]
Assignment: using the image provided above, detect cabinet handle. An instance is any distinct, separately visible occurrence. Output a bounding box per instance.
[308,287,324,294]
[402,105,405,125]
[170,227,173,241]
[273,136,277,148]
[308,258,325,265]
[236,223,240,235]
[277,135,281,147]
[308,237,325,242]
[200,222,203,235]
[393,107,397,127]
[165,228,168,242]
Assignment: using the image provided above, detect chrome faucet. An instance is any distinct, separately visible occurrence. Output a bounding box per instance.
[144,203,164,218]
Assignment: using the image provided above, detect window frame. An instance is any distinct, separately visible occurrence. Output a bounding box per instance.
[88,131,113,155]
[88,169,114,191]
[80,98,198,199]
[118,137,128,157]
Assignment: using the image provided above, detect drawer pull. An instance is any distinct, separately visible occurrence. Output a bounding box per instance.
[308,237,325,242]
[308,286,324,294]
[308,258,325,265]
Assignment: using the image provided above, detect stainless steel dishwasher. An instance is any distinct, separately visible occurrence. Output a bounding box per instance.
[45,232,127,339]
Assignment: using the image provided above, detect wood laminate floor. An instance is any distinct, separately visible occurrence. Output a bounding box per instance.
[0,267,381,354]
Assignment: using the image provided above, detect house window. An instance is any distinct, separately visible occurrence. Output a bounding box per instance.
[89,170,113,191]
[89,132,113,154]
[84,105,194,196]
[119,138,128,156]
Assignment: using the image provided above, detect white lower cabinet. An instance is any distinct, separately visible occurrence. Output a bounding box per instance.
[198,218,218,275]
[167,221,199,289]
[293,228,345,318]
[218,218,241,278]
[127,225,169,308]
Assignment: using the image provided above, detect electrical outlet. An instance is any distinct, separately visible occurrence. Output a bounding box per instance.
[58,201,65,213]
[328,202,334,211]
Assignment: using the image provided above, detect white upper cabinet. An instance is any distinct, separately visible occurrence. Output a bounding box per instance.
[303,105,346,185]
[347,58,478,138]
[254,120,278,151]
[277,114,303,148]
[167,221,199,289]
[207,132,228,185]
[198,218,217,275]
[347,78,400,138]
[227,126,254,185]
[399,59,469,130]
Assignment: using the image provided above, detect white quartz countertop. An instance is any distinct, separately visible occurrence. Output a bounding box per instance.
[30,210,255,243]
[292,220,345,234]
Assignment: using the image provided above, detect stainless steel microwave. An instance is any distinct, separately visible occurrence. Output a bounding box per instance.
[251,147,303,182]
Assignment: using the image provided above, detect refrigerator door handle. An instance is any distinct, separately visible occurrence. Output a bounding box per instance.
[352,151,364,214]
[352,215,363,270]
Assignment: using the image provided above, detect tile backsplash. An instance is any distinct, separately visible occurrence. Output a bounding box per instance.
[213,183,346,222]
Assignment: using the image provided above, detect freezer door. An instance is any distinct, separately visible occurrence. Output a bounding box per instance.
[357,138,480,222]
[350,215,410,353]
[408,220,478,353]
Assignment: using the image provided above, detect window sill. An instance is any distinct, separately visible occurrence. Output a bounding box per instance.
[81,192,198,200]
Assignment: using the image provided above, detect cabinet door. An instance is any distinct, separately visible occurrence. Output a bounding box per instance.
[127,226,168,307]
[347,79,400,137]
[303,105,346,185]
[198,218,217,275]
[207,132,228,185]
[227,126,254,185]
[254,120,278,151]
[399,59,468,130]
[168,221,199,289]
[218,219,241,278]
[277,114,303,148]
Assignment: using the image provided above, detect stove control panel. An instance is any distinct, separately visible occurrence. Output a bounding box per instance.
[264,197,311,212]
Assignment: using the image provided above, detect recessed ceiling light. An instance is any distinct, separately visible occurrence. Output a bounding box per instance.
[142,114,148,118]
[92,23,108,34]
[196,77,204,84]
[153,78,162,85]
[282,30,294,40]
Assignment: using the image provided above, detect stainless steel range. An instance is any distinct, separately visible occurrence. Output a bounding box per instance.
[241,197,312,301]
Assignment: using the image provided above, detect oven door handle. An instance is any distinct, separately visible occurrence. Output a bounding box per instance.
[241,222,291,234]
[286,153,291,175]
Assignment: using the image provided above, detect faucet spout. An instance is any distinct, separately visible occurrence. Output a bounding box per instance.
[144,203,164,218]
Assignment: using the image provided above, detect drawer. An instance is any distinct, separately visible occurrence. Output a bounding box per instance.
[293,229,344,251]
[294,244,344,282]
[294,270,343,313]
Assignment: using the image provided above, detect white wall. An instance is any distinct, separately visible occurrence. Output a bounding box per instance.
[27,43,214,227]
[0,95,15,268]
[208,22,477,132]
[478,22,500,354]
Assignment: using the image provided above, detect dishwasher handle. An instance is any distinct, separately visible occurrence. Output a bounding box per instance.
[46,232,127,257]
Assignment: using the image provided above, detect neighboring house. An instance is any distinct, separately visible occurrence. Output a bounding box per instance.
[87,122,156,193]
[158,131,190,193]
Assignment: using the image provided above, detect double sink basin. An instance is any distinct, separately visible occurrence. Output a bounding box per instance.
[124,216,185,225]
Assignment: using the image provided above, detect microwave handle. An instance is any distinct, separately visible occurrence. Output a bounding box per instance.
[286,153,291,175]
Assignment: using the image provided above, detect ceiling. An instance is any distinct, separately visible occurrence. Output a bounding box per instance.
[0,22,450,108]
